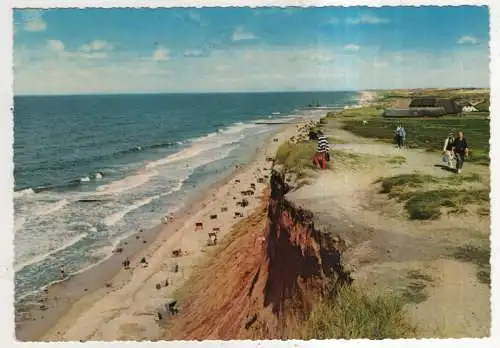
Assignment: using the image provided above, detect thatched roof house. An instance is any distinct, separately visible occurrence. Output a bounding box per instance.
[383,107,447,118]
[408,97,461,114]
[383,96,461,118]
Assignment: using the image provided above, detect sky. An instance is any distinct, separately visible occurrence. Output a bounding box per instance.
[13,6,490,95]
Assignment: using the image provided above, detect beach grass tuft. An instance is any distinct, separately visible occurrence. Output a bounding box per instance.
[275,140,317,177]
[386,155,407,165]
[298,285,416,339]
[375,173,488,219]
[375,173,437,196]
[403,188,488,220]
[451,244,491,286]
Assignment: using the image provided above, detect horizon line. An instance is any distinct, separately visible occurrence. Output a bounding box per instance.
[13,86,490,97]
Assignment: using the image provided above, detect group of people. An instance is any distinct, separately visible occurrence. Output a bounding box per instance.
[309,124,470,175]
[442,130,470,174]
[394,125,470,174]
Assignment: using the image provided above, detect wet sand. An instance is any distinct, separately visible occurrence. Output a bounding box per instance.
[16,117,320,341]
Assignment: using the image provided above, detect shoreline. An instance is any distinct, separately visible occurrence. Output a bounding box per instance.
[16,110,327,341]
[15,127,277,341]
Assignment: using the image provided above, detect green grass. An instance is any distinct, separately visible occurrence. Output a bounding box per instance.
[477,205,490,216]
[298,285,416,339]
[407,270,434,283]
[461,111,490,118]
[275,140,318,177]
[474,100,490,112]
[330,150,364,169]
[375,173,437,197]
[342,118,490,165]
[386,156,407,165]
[403,189,489,220]
[375,173,487,219]
[377,173,482,195]
[309,125,324,134]
[401,270,434,304]
[325,106,382,120]
[451,244,490,286]
[274,140,363,177]
[401,282,428,304]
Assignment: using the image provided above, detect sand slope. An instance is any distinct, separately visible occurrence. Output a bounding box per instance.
[38,122,306,341]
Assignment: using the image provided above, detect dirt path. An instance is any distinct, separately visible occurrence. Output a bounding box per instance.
[288,120,490,337]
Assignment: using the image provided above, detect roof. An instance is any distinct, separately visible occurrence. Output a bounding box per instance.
[409,97,460,113]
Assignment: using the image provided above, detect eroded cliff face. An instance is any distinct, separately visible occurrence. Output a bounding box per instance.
[165,170,350,340]
[262,169,350,332]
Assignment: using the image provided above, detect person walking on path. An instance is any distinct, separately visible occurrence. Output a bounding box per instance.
[442,130,456,168]
[395,124,406,149]
[451,131,469,174]
[312,130,330,170]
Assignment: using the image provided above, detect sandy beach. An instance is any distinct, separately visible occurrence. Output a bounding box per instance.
[16,115,321,342]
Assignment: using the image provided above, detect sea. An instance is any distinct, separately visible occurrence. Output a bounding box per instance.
[13,91,359,300]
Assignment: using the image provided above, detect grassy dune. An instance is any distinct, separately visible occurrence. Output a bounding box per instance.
[275,140,317,177]
[375,173,488,220]
[298,285,416,339]
[342,118,490,165]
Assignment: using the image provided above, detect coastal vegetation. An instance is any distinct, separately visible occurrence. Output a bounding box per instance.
[375,173,488,220]
[298,285,416,339]
[275,140,317,177]
[274,140,364,178]
[401,270,434,304]
[386,155,407,165]
[341,117,490,165]
[325,106,382,119]
[451,244,491,286]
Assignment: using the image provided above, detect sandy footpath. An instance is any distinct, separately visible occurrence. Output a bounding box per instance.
[33,119,312,341]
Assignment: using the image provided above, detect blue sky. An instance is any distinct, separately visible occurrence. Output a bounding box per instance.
[13,6,490,95]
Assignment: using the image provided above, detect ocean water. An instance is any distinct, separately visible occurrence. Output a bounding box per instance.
[13,91,358,299]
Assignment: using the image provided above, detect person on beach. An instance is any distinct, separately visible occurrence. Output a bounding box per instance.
[123,258,130,270]
[442,131,456,168]
[312,130,330,170]
[451,131,469,174]
[59,266,66,280]
[395,124,406,149]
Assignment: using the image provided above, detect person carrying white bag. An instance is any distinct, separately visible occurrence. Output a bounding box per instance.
[442,131,456,168]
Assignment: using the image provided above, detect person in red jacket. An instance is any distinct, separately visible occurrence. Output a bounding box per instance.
[312,130,330,170]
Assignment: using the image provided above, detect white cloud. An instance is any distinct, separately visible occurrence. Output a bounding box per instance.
[232,26,257,42]
[372,61,389,69]
[184,49,204,57]
[14,44,489,95]
[77,52,108,60]
[22,10,47,32]
[309,51,336,63]
[393,54,404,62]
[47,40,65,53]
[457,35,479,45]
[79,40,113,53]
[347,14,389,25]
[152,47,170,61]
[45,39,109,60]
[344,44,361,52]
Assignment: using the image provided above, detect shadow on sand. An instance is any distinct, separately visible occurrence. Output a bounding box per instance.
[433,164,457,173]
